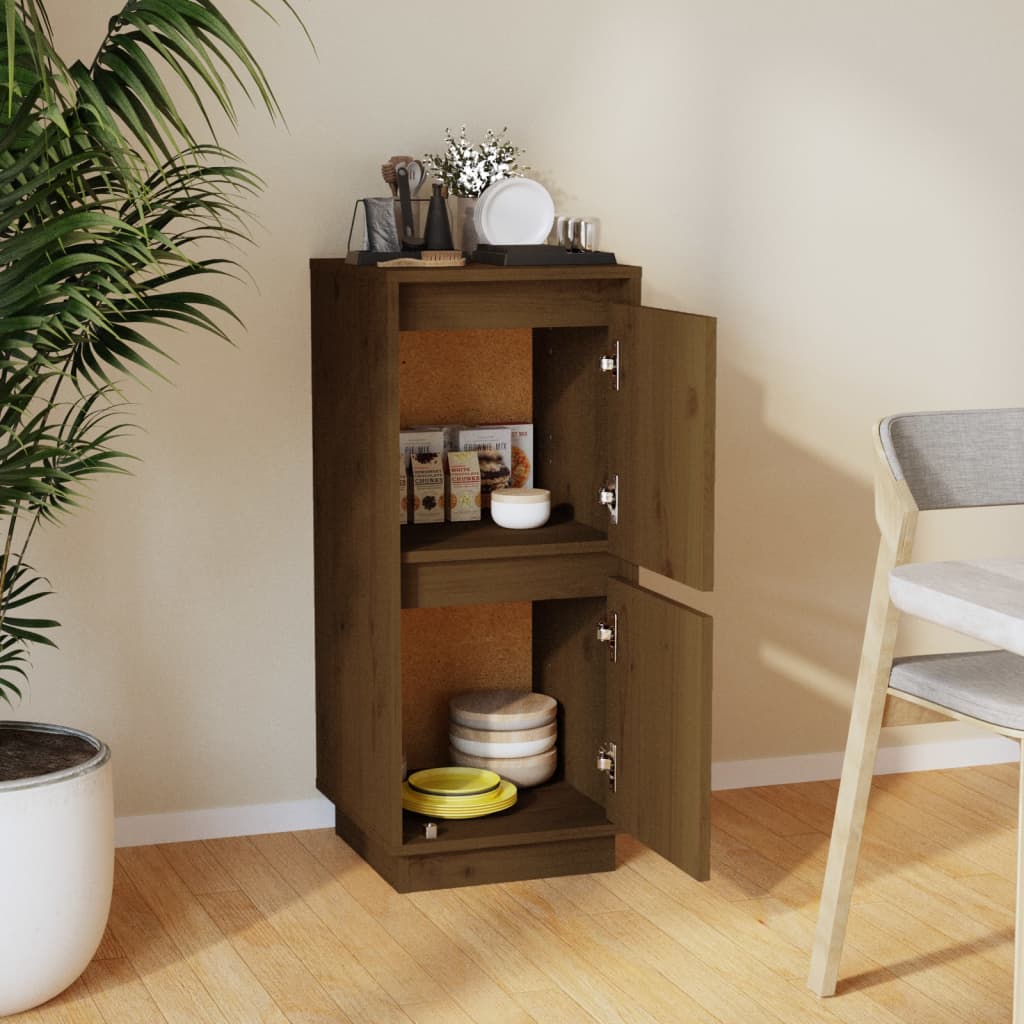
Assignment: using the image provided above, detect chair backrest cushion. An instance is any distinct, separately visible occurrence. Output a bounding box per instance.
[880,408,1024,510]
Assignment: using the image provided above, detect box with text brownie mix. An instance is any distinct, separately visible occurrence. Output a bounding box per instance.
[399,428,445,465]
[457,427,512,508]
[482,423,533,488]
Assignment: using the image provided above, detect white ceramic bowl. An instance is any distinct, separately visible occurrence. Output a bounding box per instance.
[450,690,557,732]
[449,720,556,746]
[450,746,557,788]
[449,731,556,759]
[491,488,550,530]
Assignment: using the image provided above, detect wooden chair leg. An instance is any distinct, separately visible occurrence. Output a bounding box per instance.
[1015,744,1024,1024]
[807,677,888,993]
[809,541,902,996]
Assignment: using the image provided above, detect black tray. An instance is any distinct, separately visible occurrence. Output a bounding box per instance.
[470,244,617,267]
[346,250,407,265]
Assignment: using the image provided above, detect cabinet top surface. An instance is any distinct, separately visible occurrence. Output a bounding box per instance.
[309,260,641,286]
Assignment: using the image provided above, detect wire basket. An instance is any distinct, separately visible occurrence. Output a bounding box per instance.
[346,197,430,264]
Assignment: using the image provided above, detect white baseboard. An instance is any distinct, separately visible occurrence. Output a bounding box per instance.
[115,794,334,848]
[112,736,1020,846]
[711,733,1019,791]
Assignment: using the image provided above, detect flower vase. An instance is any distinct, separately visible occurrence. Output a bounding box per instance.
[451,196,479,255]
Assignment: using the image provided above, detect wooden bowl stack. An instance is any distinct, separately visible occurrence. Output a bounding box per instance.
[449,690,557,787]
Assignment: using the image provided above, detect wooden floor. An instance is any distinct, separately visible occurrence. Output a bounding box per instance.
[10,763,1021,1024]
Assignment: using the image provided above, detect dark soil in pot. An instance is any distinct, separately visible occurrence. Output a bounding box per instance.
[0,724,99,784]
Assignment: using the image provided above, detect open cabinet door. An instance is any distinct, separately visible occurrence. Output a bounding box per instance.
[606,304,715,591]
[605,577,712,879]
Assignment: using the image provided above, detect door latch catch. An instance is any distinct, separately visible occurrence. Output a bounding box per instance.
[599,339,621,391]
[596,741,618,792]
[596,611,618,662]
[598,475,618,524]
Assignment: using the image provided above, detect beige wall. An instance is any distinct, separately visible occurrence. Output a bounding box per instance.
[14,1,1024,816]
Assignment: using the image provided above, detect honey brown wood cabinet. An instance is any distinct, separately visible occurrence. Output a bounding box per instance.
[311,261,715,892]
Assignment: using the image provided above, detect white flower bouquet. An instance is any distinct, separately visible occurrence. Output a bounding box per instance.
[424,126,527,198]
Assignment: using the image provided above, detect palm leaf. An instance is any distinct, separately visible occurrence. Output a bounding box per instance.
[0,0,305,701]
[0,564,58,701]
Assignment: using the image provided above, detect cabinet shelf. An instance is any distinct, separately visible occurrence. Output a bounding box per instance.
[401,515,617,608]
[401,514,608,564]
[401,780,614,854]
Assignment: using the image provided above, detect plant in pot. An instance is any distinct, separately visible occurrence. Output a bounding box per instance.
[0,0,298,1013]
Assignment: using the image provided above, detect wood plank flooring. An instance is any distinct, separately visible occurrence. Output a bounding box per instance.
[9,763,1020,1024]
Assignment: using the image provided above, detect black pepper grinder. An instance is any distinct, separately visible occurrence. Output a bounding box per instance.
[423,182,454,251]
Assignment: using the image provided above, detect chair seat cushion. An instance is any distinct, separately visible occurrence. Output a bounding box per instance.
[890,649,1024,730]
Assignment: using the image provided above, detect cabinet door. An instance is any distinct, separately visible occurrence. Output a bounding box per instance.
[607,304,715,590]
[605,577,712,880]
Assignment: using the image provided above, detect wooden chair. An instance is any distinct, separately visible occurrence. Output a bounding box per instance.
[809,408,1024,1016]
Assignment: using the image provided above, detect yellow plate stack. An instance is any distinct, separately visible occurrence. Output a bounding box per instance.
[402,767,518,819]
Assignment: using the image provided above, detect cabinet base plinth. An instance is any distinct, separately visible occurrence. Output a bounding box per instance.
[333,808,616,893]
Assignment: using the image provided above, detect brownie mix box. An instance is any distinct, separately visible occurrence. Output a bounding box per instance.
[457,427,512,507]
[407,424,461,455]
[399,428,445,466]
[486,423,533,488]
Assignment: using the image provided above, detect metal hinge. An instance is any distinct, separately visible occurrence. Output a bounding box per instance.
[599,339,621,391]
[598,474,618,524]
[596,611,618,662]
[596,741,618,792]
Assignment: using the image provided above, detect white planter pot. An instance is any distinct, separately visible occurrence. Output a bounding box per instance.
[0,722,113,1016]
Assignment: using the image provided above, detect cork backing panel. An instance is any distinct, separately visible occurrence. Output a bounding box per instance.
[399,329,533,427]
[402,602,533,771]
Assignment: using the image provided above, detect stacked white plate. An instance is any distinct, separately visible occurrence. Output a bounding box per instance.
[449,690,557,787]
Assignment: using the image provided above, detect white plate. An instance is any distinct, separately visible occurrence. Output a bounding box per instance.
[474,178,555,245]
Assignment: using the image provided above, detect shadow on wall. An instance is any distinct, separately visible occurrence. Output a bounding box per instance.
[708,358,879,764]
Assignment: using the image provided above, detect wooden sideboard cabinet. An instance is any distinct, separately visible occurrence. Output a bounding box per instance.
[311,261,715,892]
